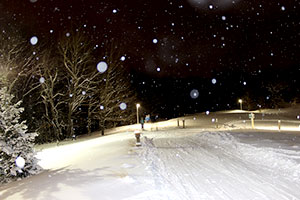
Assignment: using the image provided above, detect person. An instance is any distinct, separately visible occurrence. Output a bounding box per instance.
[140,118,144,129]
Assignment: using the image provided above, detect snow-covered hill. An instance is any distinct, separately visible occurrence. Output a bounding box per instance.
[1,107,300,200]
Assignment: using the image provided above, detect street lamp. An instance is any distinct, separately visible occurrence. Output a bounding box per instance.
[136,103,140,124]
[238,99,243,110]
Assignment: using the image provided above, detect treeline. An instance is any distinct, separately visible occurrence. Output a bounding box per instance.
[0,28,137,144]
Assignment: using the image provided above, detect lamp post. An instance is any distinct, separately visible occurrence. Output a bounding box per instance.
[136,103,140,124]
[238,99,243,110]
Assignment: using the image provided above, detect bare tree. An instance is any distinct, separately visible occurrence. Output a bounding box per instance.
[58,31,98,137]
[95,42,137,135]
[33,50,66,142]
[0,27,35,94]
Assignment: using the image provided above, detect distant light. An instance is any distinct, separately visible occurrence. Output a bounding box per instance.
[297,115,300,120]
[212,118,215,122]
[39,77,45,84]
[97,61,108,73]
[15,156,25,169]
[82,91,86,95]
[69,94,73,97]
[209,4,213,9]
[30,36,38,45]
[243,81,247,85]
[50,29,54,33]
[153,38,158,44]
[136,103,140,108]
[100,105,104,110]
[281,6,285,11]
[119,102,127,110]
[190,89,199,99]
[211,78,217,84]
[113,9,117,13]
[157,67,161,72]
[206,111,210,115]
[120,56,126,61]
[30,0,38,3]
[221,16,226,21]
[193,117,196,120]
[66,32,70,37]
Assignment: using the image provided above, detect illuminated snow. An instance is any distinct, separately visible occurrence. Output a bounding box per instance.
[3,108,300,200]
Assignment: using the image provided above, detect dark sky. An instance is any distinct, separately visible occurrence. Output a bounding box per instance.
[1,0,299,117]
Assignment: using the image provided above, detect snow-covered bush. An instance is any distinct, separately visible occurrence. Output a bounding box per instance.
[0,87,40,183]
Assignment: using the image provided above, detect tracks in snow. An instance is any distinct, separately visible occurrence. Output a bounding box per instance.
[138,131,300,200]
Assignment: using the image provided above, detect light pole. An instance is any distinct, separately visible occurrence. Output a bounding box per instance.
[238,99,243,110]
[136,103,140,124]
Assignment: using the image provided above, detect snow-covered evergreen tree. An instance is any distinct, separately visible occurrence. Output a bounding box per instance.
[0,87,40,183]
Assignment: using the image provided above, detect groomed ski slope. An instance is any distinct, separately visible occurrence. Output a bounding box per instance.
[1,128,300,200]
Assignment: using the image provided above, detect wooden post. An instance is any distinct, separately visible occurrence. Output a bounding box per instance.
[278,120,281,131]
[182,119,185,128]
[177,119,180,127]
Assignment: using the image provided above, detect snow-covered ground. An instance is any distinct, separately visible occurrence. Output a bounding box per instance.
[1,108,300,200]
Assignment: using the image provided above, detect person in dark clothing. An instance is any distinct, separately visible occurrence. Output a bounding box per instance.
[140,118,144,129]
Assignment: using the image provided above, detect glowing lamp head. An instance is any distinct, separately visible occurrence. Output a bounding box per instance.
[136,103,140,108]
[238,99,243,103]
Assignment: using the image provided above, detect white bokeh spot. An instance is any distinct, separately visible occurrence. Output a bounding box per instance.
[119,102,127,110]
[30,36,38,45]
[190,89,199,99]
[15,156,25,169]
[97,61,108,73]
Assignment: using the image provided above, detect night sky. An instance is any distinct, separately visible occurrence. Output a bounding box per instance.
[1,0,299,118]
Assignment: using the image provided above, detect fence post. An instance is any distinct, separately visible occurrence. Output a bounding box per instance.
[182,119,185,128]
[177,119,180,127]
[278,120,281,131]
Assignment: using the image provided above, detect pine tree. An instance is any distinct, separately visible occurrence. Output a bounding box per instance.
[0,87,40,183]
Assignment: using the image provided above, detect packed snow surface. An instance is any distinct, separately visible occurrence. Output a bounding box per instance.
[1,109,300,199]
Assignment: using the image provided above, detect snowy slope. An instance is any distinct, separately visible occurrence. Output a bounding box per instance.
[1,108,300,200]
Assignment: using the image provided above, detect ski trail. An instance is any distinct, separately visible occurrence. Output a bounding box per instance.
[139,131,300,200]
